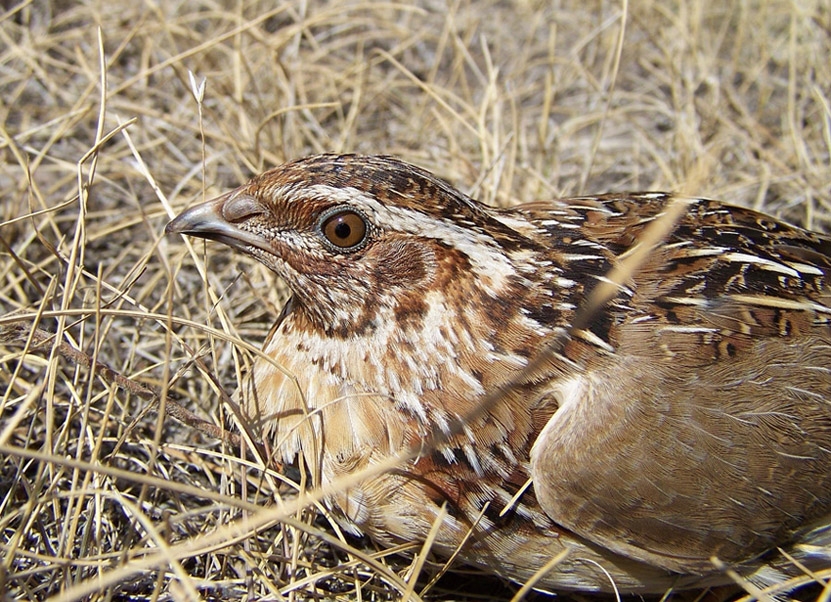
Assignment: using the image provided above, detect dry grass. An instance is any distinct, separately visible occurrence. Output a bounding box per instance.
[1,0,830,600]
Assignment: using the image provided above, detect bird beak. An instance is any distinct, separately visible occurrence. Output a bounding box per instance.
[166,192,234,237]
[165,192,270,253]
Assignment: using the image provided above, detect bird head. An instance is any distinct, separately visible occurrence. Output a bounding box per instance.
[166,154,531,337]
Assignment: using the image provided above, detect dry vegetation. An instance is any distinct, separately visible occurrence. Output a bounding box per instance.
[1,0,830,600]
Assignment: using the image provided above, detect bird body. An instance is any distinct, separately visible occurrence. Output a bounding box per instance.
[167,154,831,593]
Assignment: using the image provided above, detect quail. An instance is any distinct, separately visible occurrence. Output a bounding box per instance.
[167,154,831,593]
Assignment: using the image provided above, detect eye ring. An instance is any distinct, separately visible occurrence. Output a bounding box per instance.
[317,207,369,251]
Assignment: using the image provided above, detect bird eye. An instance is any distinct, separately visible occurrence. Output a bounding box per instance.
[319,208,368,250]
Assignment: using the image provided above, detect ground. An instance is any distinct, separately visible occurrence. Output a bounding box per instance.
[1,1,829,600]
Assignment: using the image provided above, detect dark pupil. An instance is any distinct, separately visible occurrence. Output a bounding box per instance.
[333,221,351,240]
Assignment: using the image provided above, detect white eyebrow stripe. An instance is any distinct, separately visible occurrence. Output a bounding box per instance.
[294,183,521,294]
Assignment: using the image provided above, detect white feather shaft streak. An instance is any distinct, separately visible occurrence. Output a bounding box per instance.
[587,197,695,313]
[728,294,831,314]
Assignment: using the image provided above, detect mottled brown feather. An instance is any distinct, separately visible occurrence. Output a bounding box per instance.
[167,154,831,594]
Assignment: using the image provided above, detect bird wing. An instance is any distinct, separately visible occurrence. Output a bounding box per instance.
[528,194,831,574]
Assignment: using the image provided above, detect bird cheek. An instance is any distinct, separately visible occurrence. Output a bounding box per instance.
[369,239,435,289]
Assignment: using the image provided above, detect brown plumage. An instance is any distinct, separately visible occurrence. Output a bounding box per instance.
[166,154,831,594]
